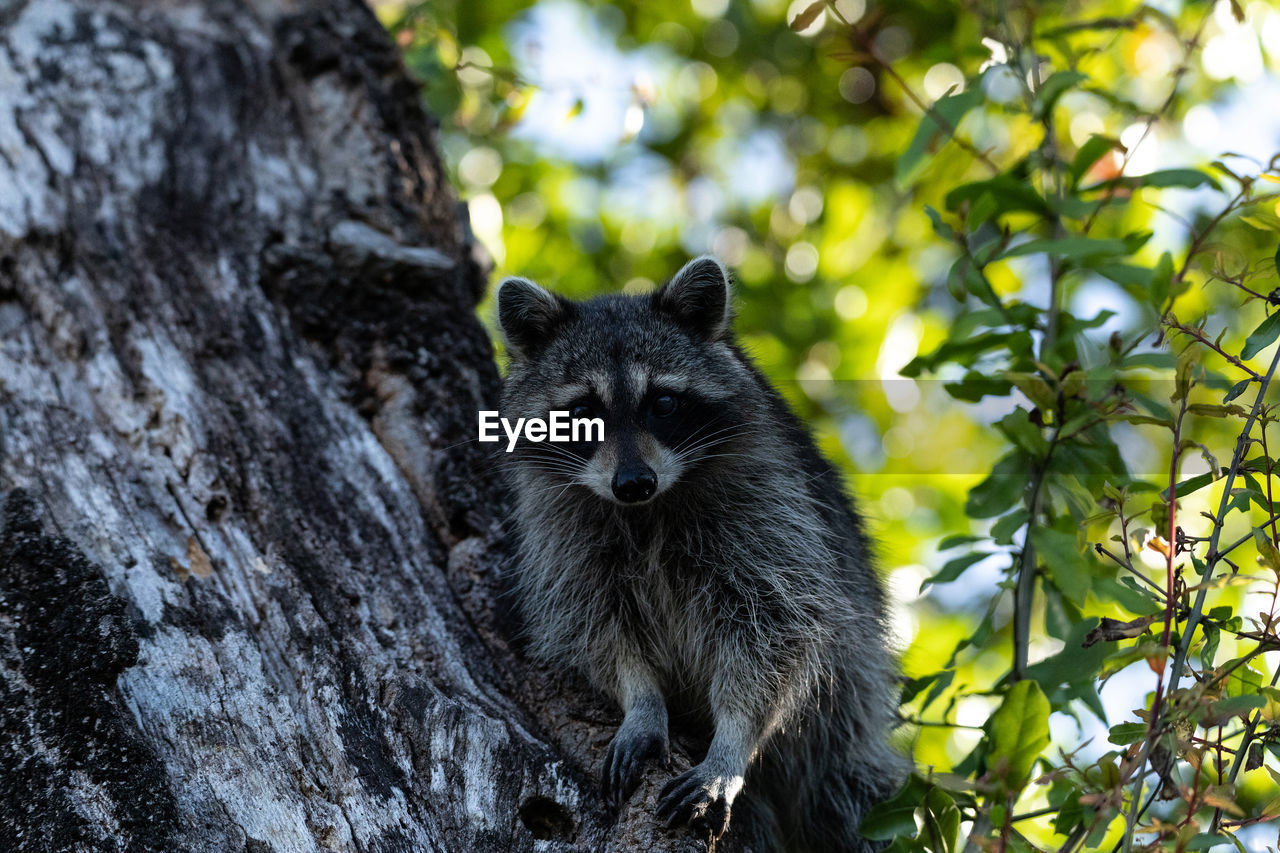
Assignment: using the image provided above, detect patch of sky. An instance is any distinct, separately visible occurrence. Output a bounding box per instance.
[503,0,796,232]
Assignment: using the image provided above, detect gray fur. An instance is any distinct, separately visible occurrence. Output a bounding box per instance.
[496,257,907,851]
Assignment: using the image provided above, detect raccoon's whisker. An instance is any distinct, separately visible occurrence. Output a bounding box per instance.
[507,450,585,465]
[533,455,588,472]
[679,451,752,463]
[530,443,592,464]
[504,469,584,482]
[494,456,587,473]
[676,452,754,469]
[519,478,585,503]
[670,418,757,453]
[668,417,759,454]
[508,462,587,477]
[687,424,758,445]
[673,432,742,459]
[670,418,731,452]
[494,454,584,469]
[672,419,772,453]
[673,428,759,461]
[522,443,589,462]
[518,475,584,496]
[550,480,581,501]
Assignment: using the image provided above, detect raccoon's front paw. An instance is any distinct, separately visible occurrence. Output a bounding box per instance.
[655,763,741,840]
[602,727,670,807]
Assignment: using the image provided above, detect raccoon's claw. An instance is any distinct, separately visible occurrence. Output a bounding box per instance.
[656,766,733,840]
[602,729,669,807]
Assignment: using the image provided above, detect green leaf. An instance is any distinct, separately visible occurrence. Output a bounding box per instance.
[1095,576,1162,615]
[939,533,984,549]
[964,192,1000,231]
[1034,70,1087,118]
[902,331,1023,377]
[1090,263,1148,287]
[884,838,928,853]
[945,175,1050,216]
[861,776,929,841]
[946,256,1002,308]
[897,89,984,186]
[1029,527,1092,606]
[1119,413,1174,428]
[1241,311,1280,360]
[966,452,1030,518]
[1082,168,1222,192]
[1253,527,1280,575]
[1223,379,1252,403]
[921,668,956,712]
[922,787,961,853]
[1123,230,1154,253]
[1150,251,1175,307]
[1227,659,1265,697]
[923,552,988,589]
[1024,617,1109,686]
[987,680,1051,790]
[1121,352,1176,370]
[1006,372,1056,413]
[1001,237,1129,261]
[1107,722,1148,745]
[900,671,942,704]
[996,408,1048,456]
[924,205,956,240]
[991,509,1030,546]
[1160,469,1223,502]
[1207,694,1266,721]
[944,373,1013,402]
[1052,790,1085,836]
[1187,403,1247,418]
[1069,135,1118,187]
[1201,623,1221,670]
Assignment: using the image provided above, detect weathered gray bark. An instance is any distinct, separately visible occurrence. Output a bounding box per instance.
[0,2,707,850]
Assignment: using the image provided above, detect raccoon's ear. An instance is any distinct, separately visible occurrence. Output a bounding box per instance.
[655,255,732,341]
[496,276,571,360]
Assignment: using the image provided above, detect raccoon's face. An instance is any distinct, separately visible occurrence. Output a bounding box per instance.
[497,256,756,507]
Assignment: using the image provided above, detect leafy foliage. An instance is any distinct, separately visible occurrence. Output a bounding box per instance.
[381,0,1280,848]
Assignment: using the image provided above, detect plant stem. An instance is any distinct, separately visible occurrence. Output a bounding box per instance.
[1120,391,1186,852]
[1170,341,1280,681]
[1158,340,1280,838]
[1164,318,1262,380]
[1214,667,1280,830]
[1013,428,1061,680]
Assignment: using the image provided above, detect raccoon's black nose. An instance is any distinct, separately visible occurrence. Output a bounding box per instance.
[612,466,657,503]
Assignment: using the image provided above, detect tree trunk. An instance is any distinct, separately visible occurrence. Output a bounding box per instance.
[0,2,704,850]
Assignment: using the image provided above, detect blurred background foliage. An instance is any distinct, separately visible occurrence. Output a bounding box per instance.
[378,0,1280,849]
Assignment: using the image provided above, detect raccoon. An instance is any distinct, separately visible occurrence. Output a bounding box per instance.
[496,256,906,851]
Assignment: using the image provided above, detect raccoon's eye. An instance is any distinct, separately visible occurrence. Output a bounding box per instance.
[570,402,594,419]
[652,394,678,417]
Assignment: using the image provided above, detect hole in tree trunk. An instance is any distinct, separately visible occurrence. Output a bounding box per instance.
[518,795,574,841]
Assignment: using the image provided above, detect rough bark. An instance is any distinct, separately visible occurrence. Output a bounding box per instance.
[0,2,708,850]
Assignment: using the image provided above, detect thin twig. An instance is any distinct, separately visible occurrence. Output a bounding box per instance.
[1165,319,1262,380]
[826,5,1001,174]
[1083,6,1214,235]
[1093,543,1169,599]
[1121,390,1187,852]
[1171,341,1280,669]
